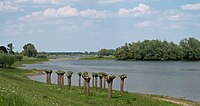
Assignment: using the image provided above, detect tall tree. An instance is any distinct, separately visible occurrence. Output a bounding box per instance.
[7,43,14,54]
[22,43,38,57]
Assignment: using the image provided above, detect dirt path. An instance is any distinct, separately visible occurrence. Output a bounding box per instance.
[154,97,200,106]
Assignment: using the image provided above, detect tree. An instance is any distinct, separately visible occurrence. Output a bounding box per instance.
[56,70,65,88]
[106,74,116,99]
[78,72,82,88]
[45,70,52,84]
[66,71,73,90]
[82,72,88,95]
[119,74,127,94]
[0,46,8,53]
[84,76,91,96]
[7,43,14,54]
[98,49,115,56]
[93,72,98,90]
[179,37,200,60]
[22,43,38,57]
[92,72,95,88]
[102,72,108,89]
[98,72,103,92]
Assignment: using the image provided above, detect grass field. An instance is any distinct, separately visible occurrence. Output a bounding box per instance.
[0,57,199,106]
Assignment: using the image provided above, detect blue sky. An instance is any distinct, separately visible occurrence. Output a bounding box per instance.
[0,0,200,52]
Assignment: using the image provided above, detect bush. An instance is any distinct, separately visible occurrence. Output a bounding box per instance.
[36,54,47,59]
[0,53,15,68]
[15,54,23,61]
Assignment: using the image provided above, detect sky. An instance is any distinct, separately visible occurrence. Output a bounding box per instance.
[0,0,200,52]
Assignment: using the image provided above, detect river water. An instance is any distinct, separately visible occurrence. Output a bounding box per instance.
[22,59,200,102]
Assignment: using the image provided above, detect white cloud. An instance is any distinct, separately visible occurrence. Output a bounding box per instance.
[167,14,185,21]
[98,0,123,4]
[170,25,184,29]
[80,9,111,18]
[0,1,19,12]
[181,3,200,10]
[136,21,152,27]
[19,5,79,21]
[15,0,62,5]
[118,3,150,17]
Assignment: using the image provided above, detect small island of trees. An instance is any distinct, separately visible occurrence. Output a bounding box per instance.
[97,37,200,61]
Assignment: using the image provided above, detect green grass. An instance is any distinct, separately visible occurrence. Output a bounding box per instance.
[13,56,48,67]
[0,57,198,106]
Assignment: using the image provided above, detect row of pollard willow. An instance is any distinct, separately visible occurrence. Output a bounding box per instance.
[45,70,127,99]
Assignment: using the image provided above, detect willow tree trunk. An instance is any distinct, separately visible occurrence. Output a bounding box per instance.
[108,81,113,99]
[99,78,102,92]
[68,77,71,90]
[120,79,125,94]
[104,78,106,89]
[95,77,97,90]
[92,76,94,88]
[84,79,87,95]
[46,73,51,84]
[87,79,91,96]
[79,76,81,88]
[60,75,64,88]
[57,75,61,86]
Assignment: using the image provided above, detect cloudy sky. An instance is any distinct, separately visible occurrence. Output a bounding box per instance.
[0,0,200,52]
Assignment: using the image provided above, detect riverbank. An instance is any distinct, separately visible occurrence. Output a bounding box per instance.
[80,56,116,60]
[0,58,199,106]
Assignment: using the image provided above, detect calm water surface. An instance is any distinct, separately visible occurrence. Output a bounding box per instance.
[22,59,200,102]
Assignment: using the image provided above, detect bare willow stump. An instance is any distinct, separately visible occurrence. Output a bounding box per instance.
[119,74,127,94]
[106,74,116,99]
[45,70,52,84]
[66,71,73,90]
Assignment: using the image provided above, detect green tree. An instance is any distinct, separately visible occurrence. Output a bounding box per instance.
[7,43,14,54]
[98,49,115,56]
[22,43,38,57]
[179,37,200,60]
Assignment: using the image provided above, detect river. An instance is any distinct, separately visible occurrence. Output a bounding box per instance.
[22,59,200,102]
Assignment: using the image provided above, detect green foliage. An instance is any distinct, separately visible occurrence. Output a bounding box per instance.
[179,37,200,60]
[102,72,108,77]
[92,72,98,77]
[78,72,82,76]
[66,71,73,77]
[82,71,88,78]
[119,74,127,79]
[36,54,47,59]
[56,70,65,75]
[106,74,116,83]
[98,72,104,78]
[98,49,115,56]
[22,43,38,57]
[15,54,23,61]
[115,37,200,60]
[45,70,52,73]
[0,53,15,68]
[7,43,14,54]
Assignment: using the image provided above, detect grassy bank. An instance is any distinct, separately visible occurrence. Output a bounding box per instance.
[80,56,116,60]
[0,58,199,106]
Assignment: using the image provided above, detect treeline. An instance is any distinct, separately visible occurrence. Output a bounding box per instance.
[114,37,200,60]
